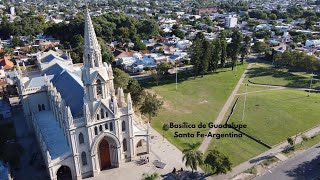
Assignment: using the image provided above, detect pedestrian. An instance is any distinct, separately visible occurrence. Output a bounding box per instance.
[180,167,183,171]
[172,167,176,174]
[147,157,149,162]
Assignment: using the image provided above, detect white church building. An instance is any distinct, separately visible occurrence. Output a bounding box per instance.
[16,9,150,180]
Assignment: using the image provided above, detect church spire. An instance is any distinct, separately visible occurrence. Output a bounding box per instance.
[83,7,102,68]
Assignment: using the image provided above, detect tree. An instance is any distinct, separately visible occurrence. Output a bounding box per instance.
[133,40,147,51]
[240,36,251,63]
[113,68,130,90]
[12,36,23,47]
[141,172,160,180]
[2,47,14,56]
[139,92,163,121]
[190,32,205,77]
[287,137,294,146]
[182,142,203,173]
[172,29,185,39]
[162,123,169,140]
[219,31,227,67]
[156,62,170,75]
[210,39,220,72]
[204,150,232,175]
[251,41,269,54]
[229,29,243,70]
[269,13,277,20]
[126,78,144,107]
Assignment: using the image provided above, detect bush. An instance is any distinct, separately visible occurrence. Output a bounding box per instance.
[301,135,309,141]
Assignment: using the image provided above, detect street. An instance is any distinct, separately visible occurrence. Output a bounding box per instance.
[255,143,320,180]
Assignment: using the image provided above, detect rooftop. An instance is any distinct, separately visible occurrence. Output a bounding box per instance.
[34,111,71,160]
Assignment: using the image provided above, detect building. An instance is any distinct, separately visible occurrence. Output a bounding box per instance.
[225,16,238,28]
[0,56,14,70]
[305,39,320,48]
[16,9,150,180]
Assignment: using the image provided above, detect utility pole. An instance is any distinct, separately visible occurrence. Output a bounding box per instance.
[309,72,314,95]
[175,63,178,90]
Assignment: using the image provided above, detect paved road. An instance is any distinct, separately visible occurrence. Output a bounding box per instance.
[254,143,320,180]
[198,63,253,152]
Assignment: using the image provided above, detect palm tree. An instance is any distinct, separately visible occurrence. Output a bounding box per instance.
[141,172,160,180]
[182,142,203,173]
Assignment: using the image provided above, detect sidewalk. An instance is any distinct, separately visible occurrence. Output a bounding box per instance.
[198,63,253,152]
[213,125,320,180]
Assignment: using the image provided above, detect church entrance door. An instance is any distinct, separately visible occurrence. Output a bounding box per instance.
[99,139,111,170]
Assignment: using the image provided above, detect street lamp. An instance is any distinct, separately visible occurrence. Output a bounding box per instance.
[309,72,314,95]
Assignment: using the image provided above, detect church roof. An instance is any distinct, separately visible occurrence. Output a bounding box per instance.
[34,111,71,160]
[25,75,54,89]
[51,69,84,118]
[41,62,85,117]
[41,54,65,63]
[43,62,67,76]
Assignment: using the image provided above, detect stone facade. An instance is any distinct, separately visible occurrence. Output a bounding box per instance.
[16,8,150,180]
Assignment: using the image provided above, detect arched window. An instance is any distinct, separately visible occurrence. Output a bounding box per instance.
[106,112,108,117]
[96,114,100,120]
[123,138,127,152]
[101,109,105,119]
[105,123,108,130]
[122,121,126,132]
[99,125,102,132]
[94,127,98,135]
[110,122,113,131]
[38,105,41,111]
[42,104,45,110]
[79,133,84,144]
[87,54,90,62]
[81,152,87,166]
[96,79,102,97]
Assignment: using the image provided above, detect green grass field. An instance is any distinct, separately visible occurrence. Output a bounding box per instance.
[230,89,320,146]
[143,64,248,150]
[205,128,269,166]
[246,63,320,88]
[144,61,320,167]
[207,63,320,166]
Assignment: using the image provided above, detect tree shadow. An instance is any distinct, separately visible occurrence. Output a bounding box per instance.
[249,155,273,164]
[161,171,211,180]
[285,154,320,179]
[246,67,318,88]
[139,68,230,89]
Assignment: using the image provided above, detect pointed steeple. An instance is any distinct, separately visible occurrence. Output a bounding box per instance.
[83,7,102,68]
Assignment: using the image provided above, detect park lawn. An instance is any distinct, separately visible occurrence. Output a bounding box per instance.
[205,128,269,167]
[245,63,320,88]
[146,64,248,151]
[237,84,276,94]
[229,89,320,146]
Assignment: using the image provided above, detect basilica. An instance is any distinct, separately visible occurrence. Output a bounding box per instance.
[16,8,150,180]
